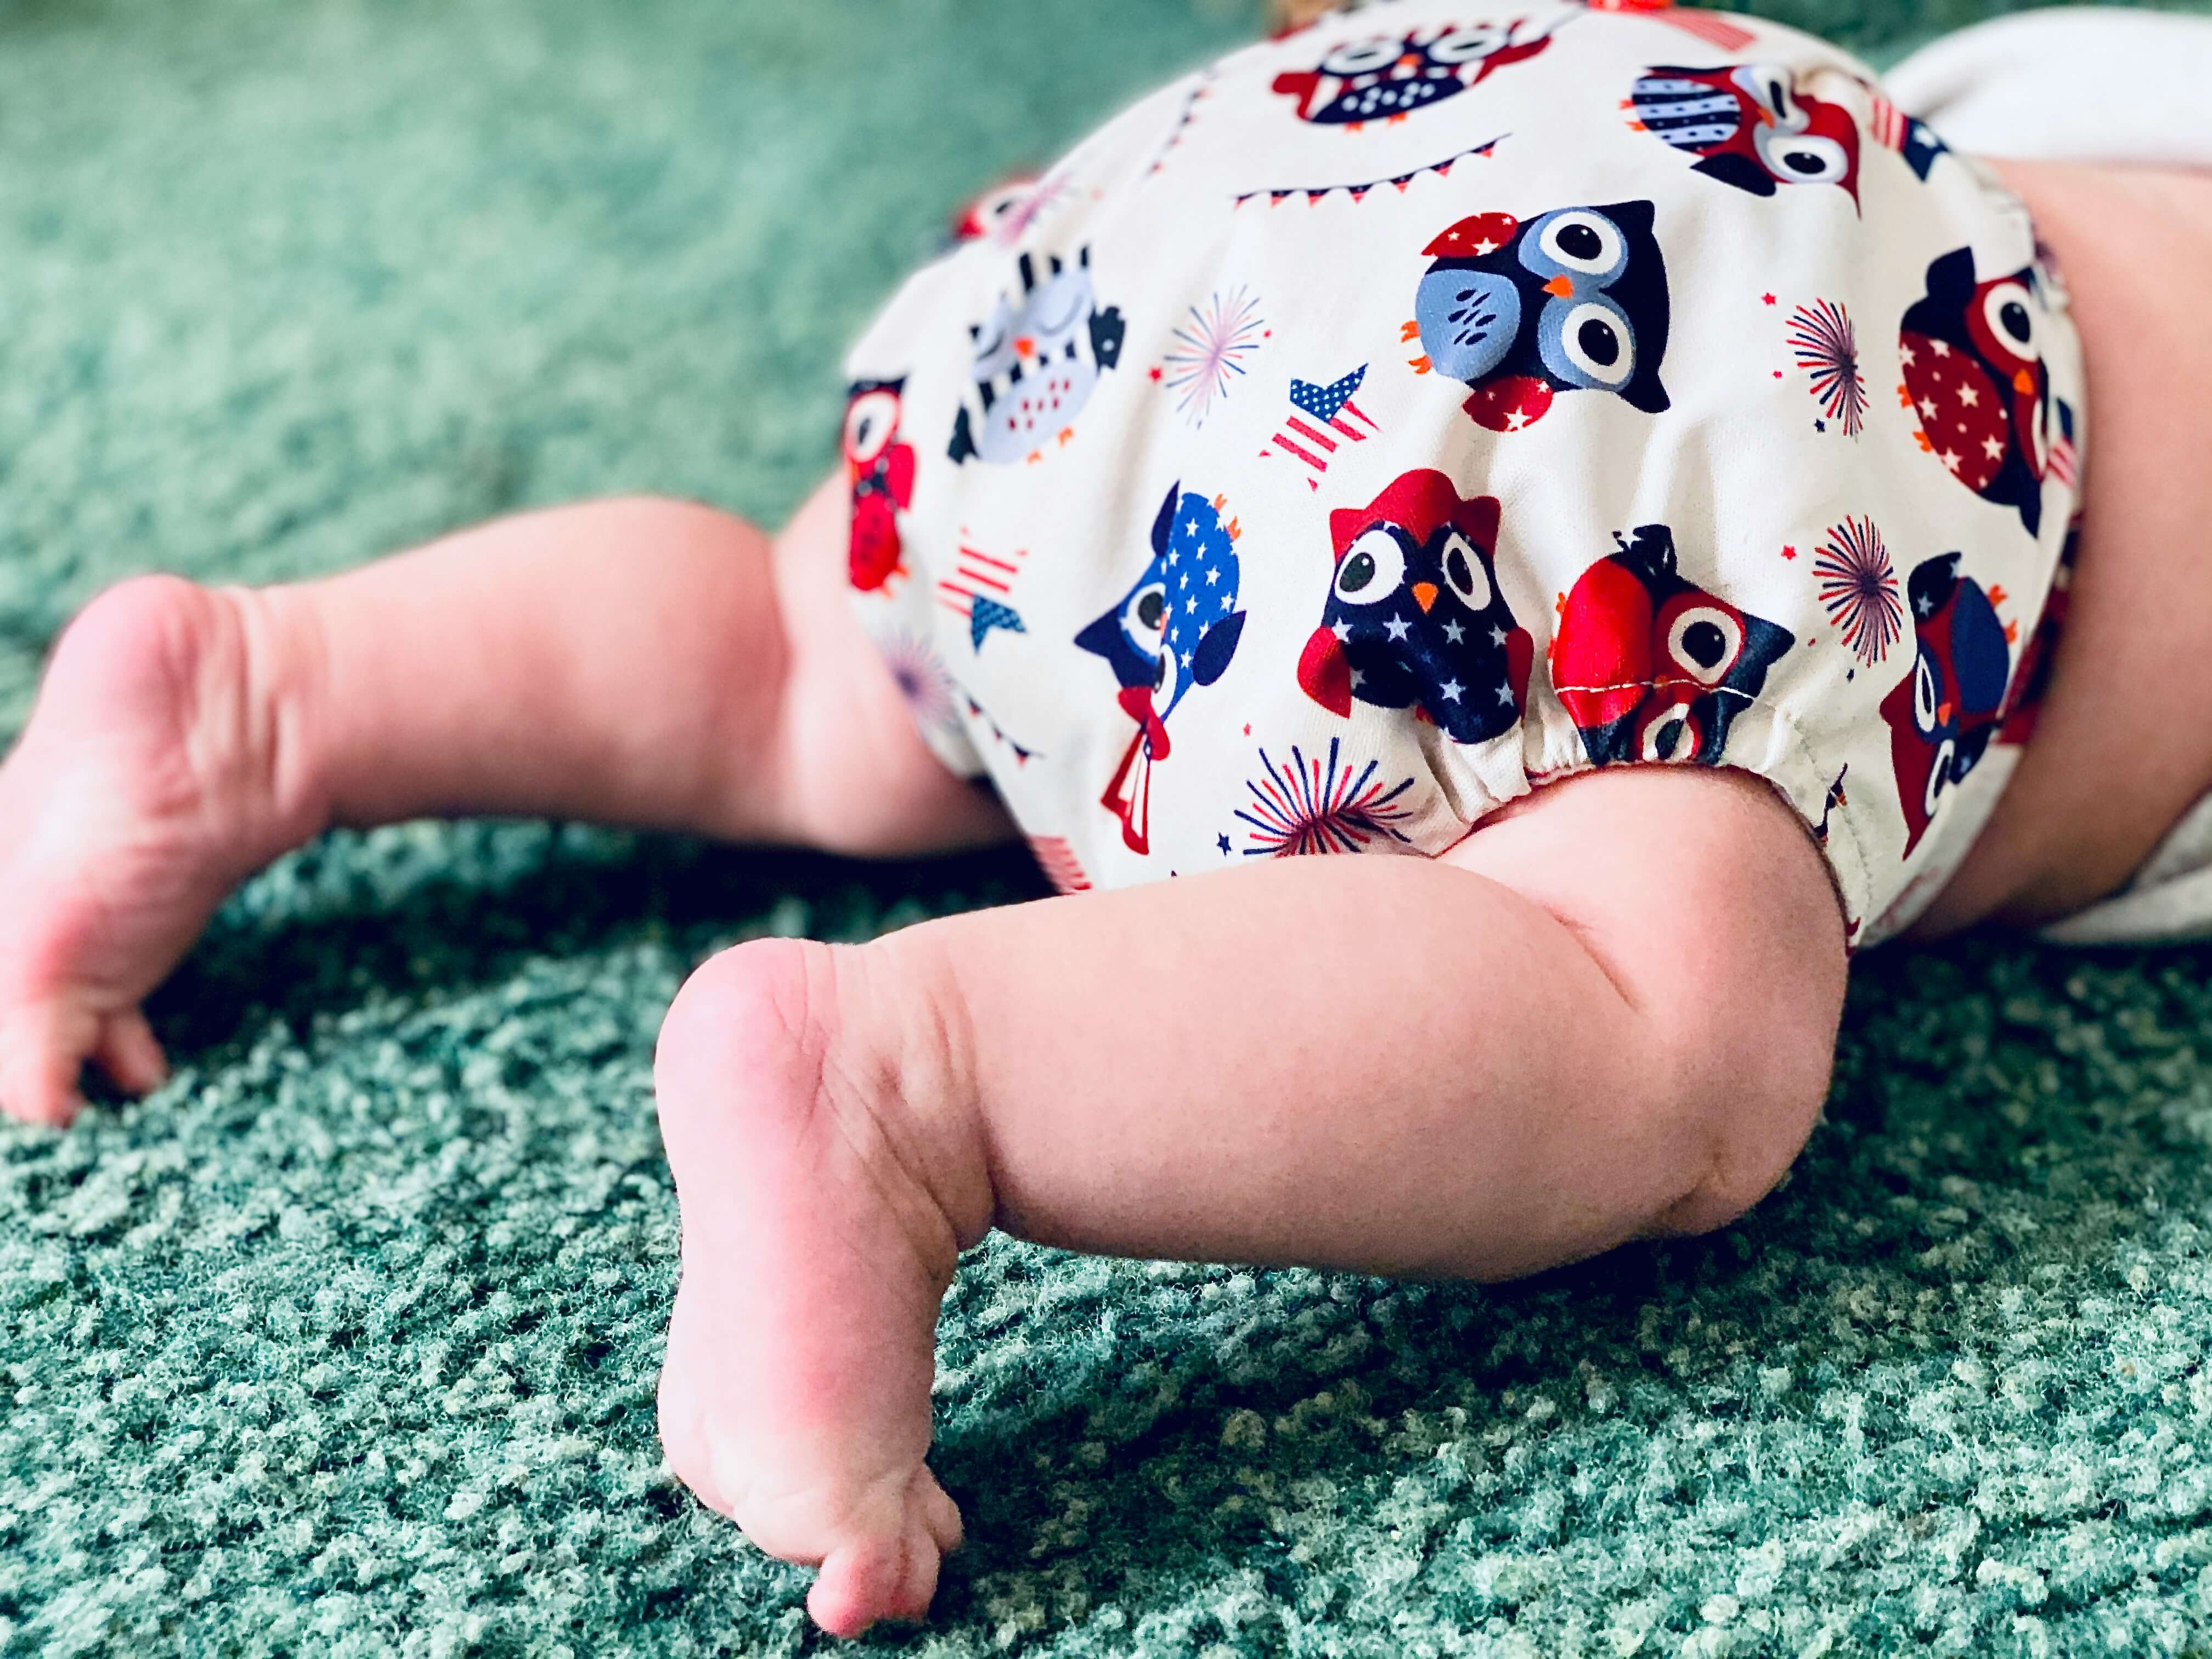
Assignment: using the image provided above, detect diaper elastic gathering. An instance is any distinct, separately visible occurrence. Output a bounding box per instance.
[840,0,2086,948]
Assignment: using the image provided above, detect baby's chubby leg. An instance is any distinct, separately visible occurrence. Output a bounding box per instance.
[0,477,1010,1124]
[652,764,1846,1635]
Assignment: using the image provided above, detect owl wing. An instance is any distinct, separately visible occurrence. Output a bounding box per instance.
[1415,265,1521,385]
[1901,332,2008,495]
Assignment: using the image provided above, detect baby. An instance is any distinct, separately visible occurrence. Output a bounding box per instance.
[5,0,2212,1638]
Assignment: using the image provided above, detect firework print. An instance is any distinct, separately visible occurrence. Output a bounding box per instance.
[1229,137,1503,209]
[1157,287,1269,426]
[936,540,1031,650]
[1237,739,1419,857]
[1813,516,1905,667]
[841,0,2085,944]
[1786,300,1867,437]
[874,629,961,739]
[1261,364,1379,489]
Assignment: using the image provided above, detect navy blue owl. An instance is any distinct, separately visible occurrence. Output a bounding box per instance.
[1409,202,1672,431]
[1271,18,1558,126]
[1296,468,1532,744]
[1075,484,1248,854]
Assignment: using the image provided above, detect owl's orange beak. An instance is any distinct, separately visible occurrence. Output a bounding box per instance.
[1014,336,1036,358]
[1412,582,1440,613]
[1937,699,1954,726]
[1543,274,1576,299]
[2012,368,2036,396]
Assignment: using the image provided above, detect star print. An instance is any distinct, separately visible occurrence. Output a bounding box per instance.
[1185,519,1198,535]
[1494,683,1514,706]
[1931,340,1951,358]
[1472,238,1498,256]
[1149,366,1163,381]
[1180,572,1189,588]
[1349,668,1366,689]
[1383,614,1412,641]
[1899,343,1916,366]
[1781,545,1797,560]
[1762,293,1776,306]
[1185,596,1199,613]
[1956,383,1979,408]
[1442,619,1465,644]
[1940,449,1961,472]
[1440,679,1464,702]
[1504,408,1532,431]
[1331,620,1351,642]
[1982,435,2005,459]
[1181,649,1193,667]
[1204,567,1219,585]
[1489,627,1506,647]
[1919,397,1939,420]
[1217,833,1231,855]
[1166,548,1179,566]
[1814,419,1826,432]
[1917,591,1935,617]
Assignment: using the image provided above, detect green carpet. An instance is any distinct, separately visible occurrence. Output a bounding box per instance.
[5,1,2212,1654]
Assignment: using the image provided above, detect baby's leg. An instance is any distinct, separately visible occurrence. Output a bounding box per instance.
[652,765,1846,1635]
[0,477,1011,1124]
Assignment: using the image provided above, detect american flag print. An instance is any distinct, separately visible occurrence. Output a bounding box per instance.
[1262,365,1379,490]
[1583,0,1757,50]
[936,543,1030,651]
[1867,94,1953,182]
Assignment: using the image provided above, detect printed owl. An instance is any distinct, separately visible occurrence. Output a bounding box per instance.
[1881,552,2010,856]
[950,249,1127,466]
[1271,18,1556,125]
[843,379,915,592]
[1410,202,1671,432]
[1550,524,1795,766]
[1629,64,1860,203]
[1295,468,1533,745]
[1900,247,2074,538]
[1075,483,1248,854]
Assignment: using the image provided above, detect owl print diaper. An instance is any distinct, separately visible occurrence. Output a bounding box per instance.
[839,0,2086,947]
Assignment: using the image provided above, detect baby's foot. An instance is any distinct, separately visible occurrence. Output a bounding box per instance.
[0,575,323,1125]
[653,937,981,1638]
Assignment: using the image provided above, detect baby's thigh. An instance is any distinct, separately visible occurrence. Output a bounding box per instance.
[769,474,1015,857]
[1444,765,1850,1232]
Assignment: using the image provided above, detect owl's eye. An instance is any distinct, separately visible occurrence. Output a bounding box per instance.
[1028,273,1088,340]
[1122,581,1169,648]
[1531,211,1625,280]
[1912,649,1941,736]
[1925,737,1956,819]
[1153,640,1181,708]
[842,389,901,467]
[1556,301,1636,388]
[1666,605,1742,687]
[1438,531,1491,612]
[1319,37,1402,74]
[1426,24,1508,63]
[1754,124,1848,184]
[1980,281,2039,360]
[1335,528,1407,603]
[1732,63,1801,128]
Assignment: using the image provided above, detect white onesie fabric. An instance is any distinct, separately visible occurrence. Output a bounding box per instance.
[840,0,2090,947]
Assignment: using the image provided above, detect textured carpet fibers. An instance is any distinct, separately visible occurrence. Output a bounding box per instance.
[5,1,2212,1654]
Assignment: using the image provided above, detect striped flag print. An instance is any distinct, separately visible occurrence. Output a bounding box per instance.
[937,543,1029,650]
[1028,836,1092,894]
[1262,365,1379,490]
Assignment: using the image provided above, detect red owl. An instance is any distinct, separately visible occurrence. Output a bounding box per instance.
[1899,249,2076,538]
[1628,64,1860,204]
[843,379,915,592]
[1551,525,1795,766]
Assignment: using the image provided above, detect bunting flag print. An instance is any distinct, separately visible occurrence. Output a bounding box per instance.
[1261,365,1379,490]
[936,543,1030,650]
[1028,836,1093,894]
[1583,0,1758,51]
[1231,137,1504,208]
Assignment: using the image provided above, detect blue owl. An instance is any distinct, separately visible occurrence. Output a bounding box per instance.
[1075,483,1248,854]
[950,249,1127,466]
[1410,202,1671,431]
[1296,468,1532,745]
